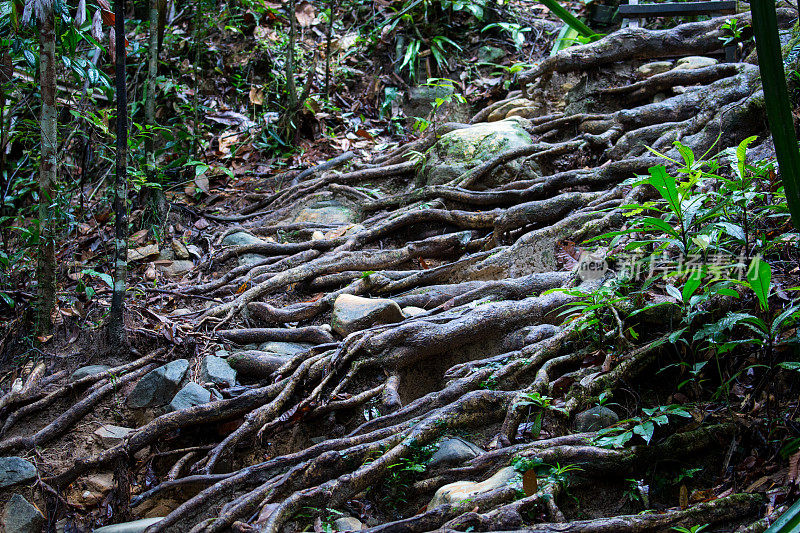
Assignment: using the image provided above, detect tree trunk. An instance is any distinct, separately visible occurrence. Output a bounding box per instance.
[36,7,57,338]
[109,0,128,348]
[145,0,158,175]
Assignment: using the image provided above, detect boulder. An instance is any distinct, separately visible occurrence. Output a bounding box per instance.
[127,359,190,409]
[0,457,36,489]
[427,466,516,509]
[402,85,471,123]
[333,516,364,531]
[429,438,485,467]
[200,355,237,388]
[93,425,134,447]
[505,106,544,120]
[222,231,264,247]
[2,494,44,533]
[228,351,290,378]
[158,260,194,276]
[258,341,313,356]
[402,306,427,318]
[331,294,404,337]
[293,199,357,226]
[168,382,213,412]
[92,517,164,533]
[573,405,619,433]
[69,364,111,382]
[420,118,534,188]
[487,98,536,122]
[673,56,718,70]
[636,60,673,77]
[477,45,506,64]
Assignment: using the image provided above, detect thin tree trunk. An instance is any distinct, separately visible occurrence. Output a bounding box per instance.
[325,0,336,98]
[36,8,57,338]
[109,0,128,348]
[145,0,158,173]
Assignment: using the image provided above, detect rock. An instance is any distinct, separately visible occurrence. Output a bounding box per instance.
[636,60,673,77]
[331,294,404,337]
[128,244,160,262]
[420,118,534,188]
[429,438,485,467]
[487,98,536,122]
[402,85,471,124]
[0,457,37,489]
[222,231,264,247]
[200,355,237,388]
[171,239,190,259]
[428,466,516,509]
[69,364,110,382]
[333,516,364,531]
[477,45,506,64]
[402,306,426,318]
[92,517,164,533]
[673,56,718,70]
[127,359,190,409]
[228,351,291,379]
[93,425,134,447]
[311,230,325,240]
[168,382,212,412]
[504,106,544,120]
[258,341,313,356]
[73,472,114,506]
[293,198,357,226]
[157,259,194,276]
[573,405,619,433]
[2,494,44,533]
[237,253,268,267]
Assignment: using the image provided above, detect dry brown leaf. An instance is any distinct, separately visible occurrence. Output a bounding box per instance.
[219,132,239,155]
[679,484,689,508]
[522,469,538,496]
[295,1,316,27]
[249,86,264,105]
[745,475,770,493]
[789,451,800,486]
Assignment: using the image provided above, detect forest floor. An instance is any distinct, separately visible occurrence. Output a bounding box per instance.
[2,2,800,532]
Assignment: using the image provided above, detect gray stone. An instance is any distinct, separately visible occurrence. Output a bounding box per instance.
[673,56,718,70]
[168,382,212,412]
[636,60,673,77]
[293,199,357,226]
[127,359,190,409]
[227,351,290,378]
[402,306,426,318]
[477,45,506,64]
[331,294,404,337]
[237,253,267,267]
[200,355,237,388]
[69,365,110,382]
[0,457,37,489]
[92,517,164,533]
[420,118,534,188]
[257,341,313,356]
[222,231,264,247]
[487,98,536,122]
[429,438,484,467]
[93,425,134,447]
[2,494,44,533]
[158,260,194,276]
[573,405,619,433]
[333,516,364,531]
[402,84,471,124]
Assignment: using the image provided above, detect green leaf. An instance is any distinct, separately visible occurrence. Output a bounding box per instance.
[736,135,758,180]
[647,165,682,218]
[682,271,703,302]
[747,256,771,311]
[778,362,800,372]
[633,421,655,444]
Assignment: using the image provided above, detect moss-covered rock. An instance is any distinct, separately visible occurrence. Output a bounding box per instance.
[419,117,534,188]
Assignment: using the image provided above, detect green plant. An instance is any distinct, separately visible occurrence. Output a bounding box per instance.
[593,405,691,449]
[515,392,567,439]
[749,0,800,229]
[671,525,709,533]
[481,22,530,49]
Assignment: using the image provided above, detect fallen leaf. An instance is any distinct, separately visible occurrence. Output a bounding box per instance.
[249,86,264,105]
[194,218,210,230]
[789,451,800,486]
[522,469,538,496]
[295,0,316,27]
[219,132,239,155]
[679,484,689,508]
